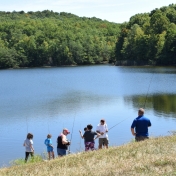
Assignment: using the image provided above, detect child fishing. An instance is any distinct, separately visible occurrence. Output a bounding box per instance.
[44,134,55,160]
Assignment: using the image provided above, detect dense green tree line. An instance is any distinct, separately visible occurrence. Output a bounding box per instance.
[115,4,176,66]
[0,10,121,68]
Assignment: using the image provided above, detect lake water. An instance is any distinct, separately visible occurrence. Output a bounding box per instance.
[0,65,176,167]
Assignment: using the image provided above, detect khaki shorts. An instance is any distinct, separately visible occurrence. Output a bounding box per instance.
[99,138,109,145]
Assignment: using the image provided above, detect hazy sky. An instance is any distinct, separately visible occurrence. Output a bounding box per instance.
[0,0,175,23]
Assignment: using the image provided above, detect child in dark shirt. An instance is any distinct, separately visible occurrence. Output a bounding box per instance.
[79,124,100,151]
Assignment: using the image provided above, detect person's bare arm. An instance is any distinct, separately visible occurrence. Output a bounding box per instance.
[61,135,69,144]
[106,125,108,132]
[96,128,103,135]
[131,128,136,136]
[94,132,101,140]
[48,143,54,148]
[79,130,84,139]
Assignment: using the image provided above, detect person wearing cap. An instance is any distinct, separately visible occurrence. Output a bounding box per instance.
[57,128,70,156]
[96,119,109,149]
[131,108,152,142]
[79,124,100,151]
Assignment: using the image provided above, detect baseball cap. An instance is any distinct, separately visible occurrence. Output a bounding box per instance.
[63,128,70,134]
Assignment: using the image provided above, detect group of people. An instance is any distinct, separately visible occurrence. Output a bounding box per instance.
[23,128,71,162]
[23,108,151,161]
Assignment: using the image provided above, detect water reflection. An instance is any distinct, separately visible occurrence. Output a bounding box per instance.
[118,66,176,74]
[124,93,176,117]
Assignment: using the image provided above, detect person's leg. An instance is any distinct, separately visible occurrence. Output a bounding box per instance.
[52,151,55,159]
[104,138,109,149]
[135,136,149,142]
[98,138,103,149]
[25,152,29,162]
[57,148,66,156]
[85,142,90,151]
[48,152,51,160]
[31,152,34,158]
[30,152,34,161]
[57,148,62,157]
[90,142,95,151]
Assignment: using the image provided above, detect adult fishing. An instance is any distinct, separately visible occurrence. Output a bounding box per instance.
[108,70,155,132]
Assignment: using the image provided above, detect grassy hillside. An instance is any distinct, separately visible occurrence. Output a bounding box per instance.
[1,135,176,175]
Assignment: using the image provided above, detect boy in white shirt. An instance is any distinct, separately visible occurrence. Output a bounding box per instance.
[96,119,108,149]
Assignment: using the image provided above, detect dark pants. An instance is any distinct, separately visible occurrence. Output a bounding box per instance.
[25,152,34,162]
[135,136,149,142]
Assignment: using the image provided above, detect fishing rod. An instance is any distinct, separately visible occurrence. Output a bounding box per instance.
[47,118,50,134]
[108,116,131,131]
[25,115,29,133]
[79,123,82,151]
[108,71,155,131]
[68,114,76,154]
[143,71,155,109]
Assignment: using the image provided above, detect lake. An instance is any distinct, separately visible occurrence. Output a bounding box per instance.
[0,65,176,167]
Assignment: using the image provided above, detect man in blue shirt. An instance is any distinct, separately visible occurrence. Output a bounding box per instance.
[131,108,151,141]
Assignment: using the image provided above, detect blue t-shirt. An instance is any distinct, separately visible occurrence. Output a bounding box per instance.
[131,115,151,137]
[44,138,53,151]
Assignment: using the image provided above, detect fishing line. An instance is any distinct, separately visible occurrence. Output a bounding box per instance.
[47,115,51,134]
[108,70,155,131]
[68,113,76,154]
[25,115,29,133]
[143,71,155,109]
[47,122,50,134]
[79,123,82,151]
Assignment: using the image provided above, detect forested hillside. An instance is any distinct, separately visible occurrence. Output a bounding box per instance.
[115,3,176,66]
[0,10,121,68]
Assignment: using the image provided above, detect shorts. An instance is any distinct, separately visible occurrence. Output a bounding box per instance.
[85,142,95,151]
[47,146,54,152]
[135,136,149,142]
[57,148,66,156]
[99,138,109,145]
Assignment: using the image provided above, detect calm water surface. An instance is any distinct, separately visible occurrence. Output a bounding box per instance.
[0,65,176,167]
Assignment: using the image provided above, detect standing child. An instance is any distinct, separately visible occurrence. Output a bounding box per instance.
[23,133,34,162]
[44,134,55,160]
[79,124,100,151]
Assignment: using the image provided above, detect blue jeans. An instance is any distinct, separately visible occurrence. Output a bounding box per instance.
[57,148,66,156]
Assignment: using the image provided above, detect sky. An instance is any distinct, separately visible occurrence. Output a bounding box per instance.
[0,0,175,23]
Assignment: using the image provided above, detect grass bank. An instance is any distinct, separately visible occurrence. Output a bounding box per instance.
[1,135,176,176]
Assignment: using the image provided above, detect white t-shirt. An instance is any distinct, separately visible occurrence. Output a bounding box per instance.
[24,139,33,152]
[96,123,108,138]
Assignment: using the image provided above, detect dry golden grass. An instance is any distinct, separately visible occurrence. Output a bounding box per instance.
[1,135,176,176]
